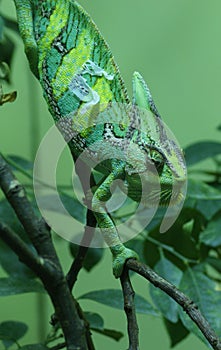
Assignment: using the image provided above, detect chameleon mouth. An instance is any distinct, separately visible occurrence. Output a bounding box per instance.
[133,178,186,212]
[137,186,184,207]
[159,186,185,206]
[158,176,187,205]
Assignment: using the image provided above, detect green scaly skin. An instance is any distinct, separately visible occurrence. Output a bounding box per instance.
[13,0,186,278]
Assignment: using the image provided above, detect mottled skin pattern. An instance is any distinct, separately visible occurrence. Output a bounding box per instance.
[14,0,186,277]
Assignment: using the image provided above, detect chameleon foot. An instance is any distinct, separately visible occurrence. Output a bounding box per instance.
[112,247,138,278]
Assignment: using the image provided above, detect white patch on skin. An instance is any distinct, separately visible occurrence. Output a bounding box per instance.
[82,60,114,81]
[68,59,113,114]
[69,73,100,114]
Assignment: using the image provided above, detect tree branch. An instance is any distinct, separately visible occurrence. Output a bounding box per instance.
[0,154,89,350]
[126,259,221,350]
[120,267,139,350]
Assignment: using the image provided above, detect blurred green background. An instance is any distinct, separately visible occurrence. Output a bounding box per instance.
[1,0,221,348]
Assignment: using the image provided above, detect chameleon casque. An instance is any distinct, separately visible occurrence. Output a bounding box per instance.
[14,0,186,277]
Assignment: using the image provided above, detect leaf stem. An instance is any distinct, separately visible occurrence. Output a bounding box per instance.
[146,235,198,264]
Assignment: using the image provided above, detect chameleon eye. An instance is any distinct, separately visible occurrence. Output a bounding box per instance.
[150,150,164,172]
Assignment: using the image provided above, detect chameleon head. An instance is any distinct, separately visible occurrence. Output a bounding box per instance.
[122,138,187,233]
[124,138,187,208]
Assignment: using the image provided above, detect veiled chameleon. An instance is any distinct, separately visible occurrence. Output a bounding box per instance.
[13,0,186,277]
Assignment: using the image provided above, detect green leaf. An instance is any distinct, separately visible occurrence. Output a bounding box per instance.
[6,154,34,171]
[199,212,221,247]
[164,319,189,348]
[84,312,104,330]
[150,256,183,323]
[187,179,221,200]
[0,15,4,41]
[0,321,28,348]
[20,345,49,350]
[78,289,159,316]
[144,207,202,269]
[39,192,86,224]
[185,141,221,166]
[0,199,28,238]
[0,241,36,278]
[178,266,221,344]
[186,179,221,219]
[93,328,123,341]
[60,193,86,223]
[69,241,104,272]
[125,238,146,263]
[84,312,123,341]
[206,257,221,273]
[0,277,45,296]
[0,200,36,278]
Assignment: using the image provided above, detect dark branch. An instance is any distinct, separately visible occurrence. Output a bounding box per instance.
[126,259,221,350]
[0,154,89,350]
[120,267,139,350]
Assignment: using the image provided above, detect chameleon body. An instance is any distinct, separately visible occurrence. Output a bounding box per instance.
[14,0,186,277]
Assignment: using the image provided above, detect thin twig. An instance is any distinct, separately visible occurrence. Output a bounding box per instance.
[126,259,221,350]
[0,154,89,350]
[66,209,96,291]
[145,235,198,264]
[120,267,139,350]
[49,342,66,350]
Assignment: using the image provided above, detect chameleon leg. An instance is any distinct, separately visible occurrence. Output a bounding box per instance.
[91,164,138,278]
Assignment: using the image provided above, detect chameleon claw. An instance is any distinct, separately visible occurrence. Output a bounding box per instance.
[112,247,139,278]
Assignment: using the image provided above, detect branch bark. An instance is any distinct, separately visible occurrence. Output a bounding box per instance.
[120,267,139,350]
